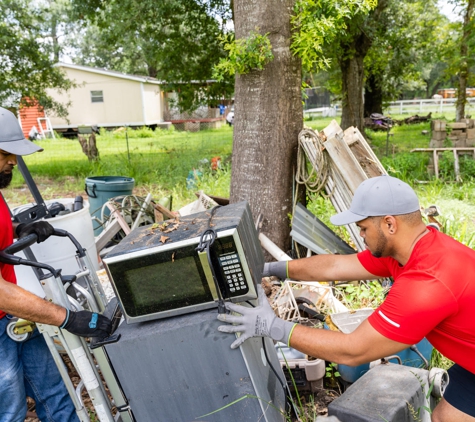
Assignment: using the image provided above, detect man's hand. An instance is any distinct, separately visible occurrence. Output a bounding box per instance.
[61,310,112,339]
[16,221,54,243]
[217,285,296,349]
[262,261,287,280]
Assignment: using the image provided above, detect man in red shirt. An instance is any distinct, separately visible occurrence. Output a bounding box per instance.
[217,175,475,421]
[0,107,112,421]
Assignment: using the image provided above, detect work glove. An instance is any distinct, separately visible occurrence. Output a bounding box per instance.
[217,285,296,349]
[16,221,54,243]
[61,310,112,339]
[262,261,288,280]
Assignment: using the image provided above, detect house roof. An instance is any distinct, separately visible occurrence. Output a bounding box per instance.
[56,62,164,85]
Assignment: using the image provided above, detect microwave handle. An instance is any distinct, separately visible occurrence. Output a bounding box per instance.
[198,251,219,301]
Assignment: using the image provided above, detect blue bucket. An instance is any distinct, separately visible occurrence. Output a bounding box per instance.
[85,176,135,235]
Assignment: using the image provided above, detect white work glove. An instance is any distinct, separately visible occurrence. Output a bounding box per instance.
[217,285,296,349]
[262,261,287,280]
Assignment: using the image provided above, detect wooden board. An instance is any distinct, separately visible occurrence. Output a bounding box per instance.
[321,119,343,140]
[343,126,387,179]
[324,133,367,194]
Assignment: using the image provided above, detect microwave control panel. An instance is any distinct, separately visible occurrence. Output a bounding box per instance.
[218,253,249,297]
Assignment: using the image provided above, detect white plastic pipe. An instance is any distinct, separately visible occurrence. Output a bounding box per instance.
[259,233,292,261]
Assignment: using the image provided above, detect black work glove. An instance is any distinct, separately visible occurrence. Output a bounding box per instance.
[61,310,113,339]
[16,221,54,243]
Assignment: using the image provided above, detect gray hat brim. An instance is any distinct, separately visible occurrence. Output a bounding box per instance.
[330,209,368,226]
[1,138,43,156]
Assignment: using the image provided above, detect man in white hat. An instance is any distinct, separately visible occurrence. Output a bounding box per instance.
[217,175,475,421]
[0,107,112,421]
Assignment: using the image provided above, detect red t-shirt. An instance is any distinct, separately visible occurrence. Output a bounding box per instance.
[358,227,475,374]
[0,195,16,319]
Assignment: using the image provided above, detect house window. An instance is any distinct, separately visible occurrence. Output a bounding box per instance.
[91,90,104,103]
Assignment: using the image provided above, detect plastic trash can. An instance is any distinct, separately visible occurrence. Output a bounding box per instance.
[85,176,135,235]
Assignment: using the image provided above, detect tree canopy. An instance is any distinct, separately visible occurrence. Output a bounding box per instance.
[69,0,234,111]
[0,0,73,116]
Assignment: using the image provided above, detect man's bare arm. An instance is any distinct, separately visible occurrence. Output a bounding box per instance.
[0,276,66,325]
[290,319,409,366]
[288,253,378,282]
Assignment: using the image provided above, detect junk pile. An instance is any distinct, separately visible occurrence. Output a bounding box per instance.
[296,120,386,251]
[430,119,475,148]
[411,119,475,181]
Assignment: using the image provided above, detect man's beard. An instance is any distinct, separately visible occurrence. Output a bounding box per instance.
[370,227,388,258]
[0,171,13,189]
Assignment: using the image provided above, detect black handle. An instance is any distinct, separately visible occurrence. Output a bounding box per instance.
[4,234,38,255]
[0,233,58,275]
[85,183,97,198]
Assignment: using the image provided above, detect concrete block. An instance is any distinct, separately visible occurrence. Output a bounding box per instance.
[448,122,467,129]
[431,120,446,131]
[466,128,475,138]
[431,131,446,141]
[454,139,467,148]
[429,139,444,148]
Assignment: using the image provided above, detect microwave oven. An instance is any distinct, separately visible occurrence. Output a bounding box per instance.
[102,201,264,323]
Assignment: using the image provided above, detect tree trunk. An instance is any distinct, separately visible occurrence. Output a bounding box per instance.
[340,46,366,131]
[456,0,475,121]
[230,0,303,255]
[364,74,383,117]
[339,0,389,132]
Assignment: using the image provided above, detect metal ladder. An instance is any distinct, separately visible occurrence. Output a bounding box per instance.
[37,117,56,139]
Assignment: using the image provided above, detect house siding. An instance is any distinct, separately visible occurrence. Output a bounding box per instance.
[18,104,45,138]
[47,66,164,128]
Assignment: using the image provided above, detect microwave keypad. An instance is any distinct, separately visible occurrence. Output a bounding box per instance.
[219,254,247,295]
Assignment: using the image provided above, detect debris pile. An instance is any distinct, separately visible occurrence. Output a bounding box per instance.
[297,120,386,251]
[430,119,475,148]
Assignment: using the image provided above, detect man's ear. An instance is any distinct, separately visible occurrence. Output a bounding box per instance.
[382,215,397,234]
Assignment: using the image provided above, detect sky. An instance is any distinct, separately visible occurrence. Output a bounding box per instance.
[438,0,462,21]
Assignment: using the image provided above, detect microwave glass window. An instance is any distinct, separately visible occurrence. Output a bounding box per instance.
[110,246,212,317]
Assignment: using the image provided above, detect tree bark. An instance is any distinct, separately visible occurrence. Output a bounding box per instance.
[364,74,383,117]
[230,0,303,255]
[340,41,366,131]
[456,0,475,121]
[339,0,389,132]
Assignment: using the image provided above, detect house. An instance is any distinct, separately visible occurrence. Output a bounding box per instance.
[22,63,171,136]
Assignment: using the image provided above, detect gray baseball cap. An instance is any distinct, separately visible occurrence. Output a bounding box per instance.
[330,175,420,226]
[0,107,43,155]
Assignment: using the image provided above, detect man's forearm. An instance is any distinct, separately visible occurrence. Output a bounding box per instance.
[288,320,409,366]
[287,254,375,282]
[0,279,66,325]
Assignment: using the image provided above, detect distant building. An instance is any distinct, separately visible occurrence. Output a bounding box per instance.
[437,88,475,99]
[20,63,171,136]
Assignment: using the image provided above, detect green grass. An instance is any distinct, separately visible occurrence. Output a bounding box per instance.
[7,116,475,240]
[8,126,234,209]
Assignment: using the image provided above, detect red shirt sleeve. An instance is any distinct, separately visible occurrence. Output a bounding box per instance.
[357,250,393,277]
[368,271,458,344]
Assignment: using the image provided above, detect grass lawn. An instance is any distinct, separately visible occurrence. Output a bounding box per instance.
[4,116,475,247]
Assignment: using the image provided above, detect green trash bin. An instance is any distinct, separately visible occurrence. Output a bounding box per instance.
[85,176,135,235]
